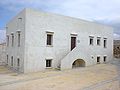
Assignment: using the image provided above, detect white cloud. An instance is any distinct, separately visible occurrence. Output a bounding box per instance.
[1,0,120,23]
[114,33,120,40]
[1,0,120,21]
[0,0,120,40]
[94,17,120,35]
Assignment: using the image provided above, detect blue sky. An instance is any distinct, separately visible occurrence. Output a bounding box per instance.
[0,0,120,41]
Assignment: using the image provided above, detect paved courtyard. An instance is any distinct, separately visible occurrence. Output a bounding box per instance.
[0,60,120,90]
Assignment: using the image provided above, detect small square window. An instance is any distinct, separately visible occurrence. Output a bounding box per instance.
[46,59,52,67]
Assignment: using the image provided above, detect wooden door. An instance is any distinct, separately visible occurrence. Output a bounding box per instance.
[71,37,76,50]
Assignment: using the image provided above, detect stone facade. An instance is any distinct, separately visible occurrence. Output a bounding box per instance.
[6,8,113,73]
[114,40,120,58]
[0,43,6,65]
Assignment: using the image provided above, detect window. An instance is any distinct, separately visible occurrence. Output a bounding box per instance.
[97,37,101,45]
[47,34,53,46]
[17,58,20,66]
[11,34,14,47]
[71,37,76,50]
[18,31,21,47]
[11,56,13,66]
[89,36,94,45]
[97,56,100,64]
[103,56,107,62]
[7,35,9,46]
[46,59,52,67]
[104,38,107,48]
[18,18,22,29]
[6,55,8,64]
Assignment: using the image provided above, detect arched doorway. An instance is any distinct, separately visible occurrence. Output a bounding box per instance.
[72,59,85,68]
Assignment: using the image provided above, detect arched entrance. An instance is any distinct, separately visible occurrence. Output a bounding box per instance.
[72,59,85,68]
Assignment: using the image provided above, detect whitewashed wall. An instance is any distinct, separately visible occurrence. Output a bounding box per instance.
[6,9,26,73]
[24,9,113,73]
[6,8,113,73]
[0,43,6,65]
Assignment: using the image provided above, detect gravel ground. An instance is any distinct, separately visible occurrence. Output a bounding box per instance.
[0,59,119,90]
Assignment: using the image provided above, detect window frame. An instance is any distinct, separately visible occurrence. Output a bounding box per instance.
[47,34,52,46]
[7,35,9,47]
[97,37,101,46]
[17,31,21,47]
[6,55,8,65]
[17,58,20,67]
[11,56,13,67]
[103,56,107,63]
[46,31,54,46]
[11,33,14,47]
[97,56,100,64]
[89,36,94,45]
[46,59,52,68]
[103,38,107,48]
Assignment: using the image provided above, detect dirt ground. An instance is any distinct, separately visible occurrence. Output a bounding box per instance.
[0,62,120,90]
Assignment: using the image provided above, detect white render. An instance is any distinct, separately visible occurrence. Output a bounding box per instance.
[0,43,6,65]
[6,8,113,73]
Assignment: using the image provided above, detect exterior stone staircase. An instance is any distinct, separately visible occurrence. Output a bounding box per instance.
[60,45,89,70]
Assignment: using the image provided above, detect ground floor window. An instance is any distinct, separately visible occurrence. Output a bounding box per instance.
[103,56,107,62]
[97,56,100,64]
[46,59,52,67]
[6,55,8,64]
[17,58,20,66]
[11,56,13,66]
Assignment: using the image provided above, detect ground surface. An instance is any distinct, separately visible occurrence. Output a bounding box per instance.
[0,59,120,90]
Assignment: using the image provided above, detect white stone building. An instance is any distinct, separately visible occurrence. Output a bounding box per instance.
[6,8,113,73]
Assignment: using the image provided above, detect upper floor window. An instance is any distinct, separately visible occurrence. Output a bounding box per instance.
[18,18,22,29]
[7,35,9,47]
[97,37,101,45]
[47,34,53,45]
[103,38,107,48]
[17,31,21,47]
[46,31,54,46]
[89,36,94,45]
[11,33,14,47]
